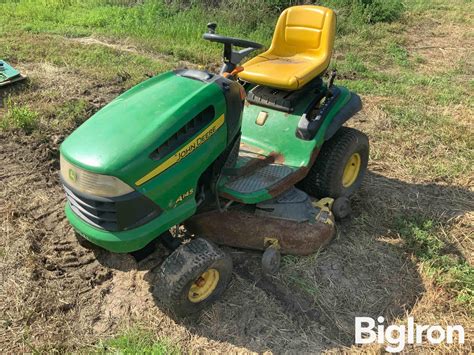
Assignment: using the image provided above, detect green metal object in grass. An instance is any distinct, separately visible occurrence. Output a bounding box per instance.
[0,60,26,86]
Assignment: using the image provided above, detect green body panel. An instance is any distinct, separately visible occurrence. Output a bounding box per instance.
[218,85,352,204]
[61,71,228,252]
[60,72,226,179]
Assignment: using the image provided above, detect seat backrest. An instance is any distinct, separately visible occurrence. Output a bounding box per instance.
[270,5,336,58]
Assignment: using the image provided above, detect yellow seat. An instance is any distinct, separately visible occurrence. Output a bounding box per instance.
[239,5,336,91]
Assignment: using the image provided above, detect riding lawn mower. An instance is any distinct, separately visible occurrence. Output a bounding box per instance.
[59,5,369,315]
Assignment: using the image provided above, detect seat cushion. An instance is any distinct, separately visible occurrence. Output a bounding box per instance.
[238,5,335,91]
[239,53,327,90]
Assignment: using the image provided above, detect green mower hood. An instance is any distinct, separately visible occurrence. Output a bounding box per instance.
[60,71,225,181]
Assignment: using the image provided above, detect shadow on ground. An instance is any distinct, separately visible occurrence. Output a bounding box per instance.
[94,171,472,352]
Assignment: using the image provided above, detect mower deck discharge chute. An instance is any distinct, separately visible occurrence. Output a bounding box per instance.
[59,5,369,315]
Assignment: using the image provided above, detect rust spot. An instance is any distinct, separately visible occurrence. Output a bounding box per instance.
[224,154,275,177]
[267,148,320,197]
[269,151,285,164]
[185,208,335,256]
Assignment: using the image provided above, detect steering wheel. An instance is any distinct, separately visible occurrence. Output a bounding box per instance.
[203,23,263,75]
[202,33,263,50]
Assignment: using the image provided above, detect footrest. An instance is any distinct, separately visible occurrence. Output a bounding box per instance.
[223,163,294,194]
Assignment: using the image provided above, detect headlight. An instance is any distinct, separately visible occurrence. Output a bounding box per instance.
[60,155,134,197]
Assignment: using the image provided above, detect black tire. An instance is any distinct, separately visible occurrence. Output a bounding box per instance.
[154,238,232,316]
[300,127,369,198]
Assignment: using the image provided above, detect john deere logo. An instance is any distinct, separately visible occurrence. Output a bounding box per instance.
[68,168,77,182]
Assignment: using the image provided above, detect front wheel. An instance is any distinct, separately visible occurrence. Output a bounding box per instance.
[154,238,232,316]
[300,127,369,198]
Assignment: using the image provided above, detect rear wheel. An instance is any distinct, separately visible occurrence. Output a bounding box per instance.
[300,127,369,198]
[154,238,232,316]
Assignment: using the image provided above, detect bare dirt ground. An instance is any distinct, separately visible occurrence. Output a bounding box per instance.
[1,12,473,354]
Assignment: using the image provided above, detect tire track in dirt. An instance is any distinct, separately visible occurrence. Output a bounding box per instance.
[0,134,117,349]
[0,133,174,349]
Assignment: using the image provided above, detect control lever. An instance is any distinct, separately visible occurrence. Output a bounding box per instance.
[323,69,337,101]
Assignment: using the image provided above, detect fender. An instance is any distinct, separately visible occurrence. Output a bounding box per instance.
[296,88,362,141]
[324,92,362,141]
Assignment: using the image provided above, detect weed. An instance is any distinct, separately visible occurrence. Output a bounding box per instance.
[56,99,89,126]
[387,41,409,67]
[1,100,39,133]
[96,329,179,354]
[287,274,320,297]
[397,218,473,309]
[359,0,404,23]
[398,219,443,260]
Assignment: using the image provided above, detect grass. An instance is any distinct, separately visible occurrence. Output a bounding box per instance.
[0,0,405,63]
[95,329,179,354]
[0,99,39,133]
[397,218,473,310]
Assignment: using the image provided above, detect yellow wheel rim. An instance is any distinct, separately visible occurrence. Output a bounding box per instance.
[342,153,361,187]
[188,268,220,303]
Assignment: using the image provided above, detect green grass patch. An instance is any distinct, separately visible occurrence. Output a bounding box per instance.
[386,41,409,67]
[397,218,474,309]
[338,52,369,74]
[96,329,179,354]
[54,99,90,127]
[0,30,174,80]
[0,0,405,64]
[1,99,39,133]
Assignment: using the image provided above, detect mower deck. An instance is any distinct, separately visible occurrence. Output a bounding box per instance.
[185,188,335,256]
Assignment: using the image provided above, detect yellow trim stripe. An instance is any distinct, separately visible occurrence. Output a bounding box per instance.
[135,114,225,186]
